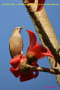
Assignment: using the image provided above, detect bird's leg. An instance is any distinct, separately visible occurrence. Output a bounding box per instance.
[21,51,24,55]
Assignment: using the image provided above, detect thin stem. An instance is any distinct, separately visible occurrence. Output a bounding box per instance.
[24,64,60,75]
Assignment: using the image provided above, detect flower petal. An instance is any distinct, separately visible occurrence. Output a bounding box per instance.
[44,48,57,67]
[26,30,37,54]
[10,67,20,77]
[29,44,45,59]
[10,55,22,67]
[30,44,57,66]
[20,72,34,82]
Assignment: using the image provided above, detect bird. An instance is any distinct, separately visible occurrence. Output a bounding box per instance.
[9,26,24,58]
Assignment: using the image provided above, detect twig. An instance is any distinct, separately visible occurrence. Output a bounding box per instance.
[24,64,60,75]
[23,0,60,85]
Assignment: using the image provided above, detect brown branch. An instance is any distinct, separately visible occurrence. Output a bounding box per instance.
[24,64,60,75]
[23,0,60,86]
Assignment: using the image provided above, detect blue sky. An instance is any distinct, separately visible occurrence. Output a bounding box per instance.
[0,0,60,90]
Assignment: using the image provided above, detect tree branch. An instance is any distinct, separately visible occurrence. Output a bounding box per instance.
[23,0,60,85]
[24,64,60,75]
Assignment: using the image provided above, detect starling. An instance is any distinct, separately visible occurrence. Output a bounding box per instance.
[9,26,24,58]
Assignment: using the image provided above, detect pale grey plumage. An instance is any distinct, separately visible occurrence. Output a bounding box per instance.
[9,26,24,58]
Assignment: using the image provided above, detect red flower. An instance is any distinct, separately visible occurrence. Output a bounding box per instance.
[10,29,57,82]
[10,55,39,82]
[26,30,57,67]
[27,0,45,11]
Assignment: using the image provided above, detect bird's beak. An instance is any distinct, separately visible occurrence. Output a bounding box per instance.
[20,26,24,29]
[15,26,24,32]
[19,26,24,32]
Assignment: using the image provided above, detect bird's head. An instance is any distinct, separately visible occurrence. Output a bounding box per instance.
[13,26,24,33]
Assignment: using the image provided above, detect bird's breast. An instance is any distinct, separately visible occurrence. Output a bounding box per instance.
[9,35,23,57]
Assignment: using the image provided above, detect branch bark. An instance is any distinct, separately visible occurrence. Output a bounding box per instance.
[23,0,60,86]
[24,64,60,75]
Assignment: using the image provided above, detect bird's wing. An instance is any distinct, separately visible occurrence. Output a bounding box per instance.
[9,37,14,58]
